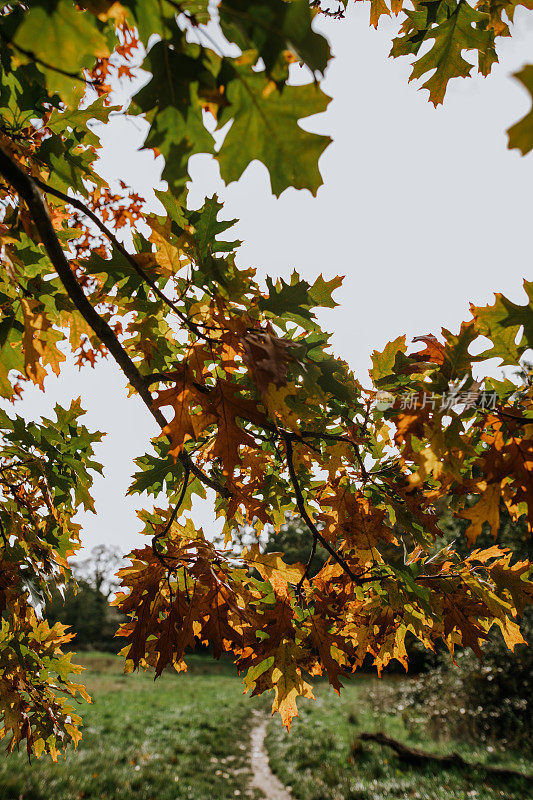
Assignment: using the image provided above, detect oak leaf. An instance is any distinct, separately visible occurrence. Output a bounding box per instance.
[21,298,65,389]
[459,482,502,545]
[270,642,315,730]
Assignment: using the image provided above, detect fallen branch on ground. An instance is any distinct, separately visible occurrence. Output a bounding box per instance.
[357,731,533,783]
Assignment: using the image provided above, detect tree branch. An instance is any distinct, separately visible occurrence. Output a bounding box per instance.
[0,146,166,426]
[283,433,360,584]
[0,35,101,87]
[178,451,231,498]
[0,147,230,501]
[32,177,211,342]
[152,464,190,569]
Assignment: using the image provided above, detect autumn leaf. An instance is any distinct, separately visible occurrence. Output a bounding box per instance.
[370,335,407,382]
[242,330,294,395]
[459,482,502,545]
[489,556,533,615]
[508,64,533,154]
[411,334,446,365]
[242,543,305,595]
[21,298,65,389]
[270,642,315,730]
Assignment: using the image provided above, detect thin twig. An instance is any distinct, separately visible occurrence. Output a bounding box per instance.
[32,177,211,344]
[152,464,190,569]
[178,451,230,498]
[495,408,532,424]
[291,429,369,480]
[283,433,360,584]
[0,147,231,502]
[0,515,7,549]
[167,0,200,26]
[297,528,318,595]
[1,34,102,87]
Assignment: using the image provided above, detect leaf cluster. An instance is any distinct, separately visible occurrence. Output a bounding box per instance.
[0,0,531,757]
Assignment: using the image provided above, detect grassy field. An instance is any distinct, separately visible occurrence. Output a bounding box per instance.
[266,676,533,800]
[0,652,266,800]
[1,653,531,800]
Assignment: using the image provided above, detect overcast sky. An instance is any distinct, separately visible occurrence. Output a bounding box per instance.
[12,5,533,554]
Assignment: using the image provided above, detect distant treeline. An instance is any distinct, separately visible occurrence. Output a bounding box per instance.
[46,544,127,652]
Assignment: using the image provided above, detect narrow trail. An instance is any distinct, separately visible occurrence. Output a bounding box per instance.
[249,711,291,800]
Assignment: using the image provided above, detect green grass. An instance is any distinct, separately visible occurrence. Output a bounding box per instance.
[265,675,533,800]
[2,655,531,800]
[0,652,265,800]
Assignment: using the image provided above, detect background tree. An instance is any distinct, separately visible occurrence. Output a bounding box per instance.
[0,0,532,761]
[264,516,328,577]
[46,545,126,651]
[217,516,327,575]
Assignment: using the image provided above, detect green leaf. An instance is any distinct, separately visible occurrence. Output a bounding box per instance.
[315,357,357,404]
[391,0,494,106]
[390,563,433,613]
[507,64,533,155]
[133,36,216,191]
[219,0,331,75]
[36,131,101,194]
[440,321,478,381]
[0,312,24,398]
[187,195,240,262]
[10,0,110,106]
[370,335,407,382]
[129,441,184,496]
[122,0,209,43]
[154,189,189,230]
[217,56,331,196]
[259,272,312,319]
[470,279,533,366]
[308,274,343,308]
[0,54,53,131]
[46,95,114,145]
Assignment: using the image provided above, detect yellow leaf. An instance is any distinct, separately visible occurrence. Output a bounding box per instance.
[493,616,525,650]
[263,382,299,431]
[242,544,305,588]
[21,298,65,389]
[459,482,501,545]
[270,643,314,730]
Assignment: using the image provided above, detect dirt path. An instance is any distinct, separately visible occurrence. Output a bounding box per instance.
[249,711,291,800]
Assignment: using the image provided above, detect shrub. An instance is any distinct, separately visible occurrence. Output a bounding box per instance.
[398,609,533,753]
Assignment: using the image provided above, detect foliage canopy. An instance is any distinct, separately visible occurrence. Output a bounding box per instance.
[0,0,532,759]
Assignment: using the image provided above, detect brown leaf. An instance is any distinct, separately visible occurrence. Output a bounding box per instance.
[459,482,502,545]
[242,331,294,395]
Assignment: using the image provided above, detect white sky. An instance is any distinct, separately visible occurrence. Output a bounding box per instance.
[10,5,533,553]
